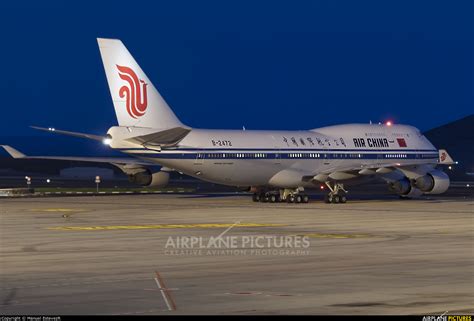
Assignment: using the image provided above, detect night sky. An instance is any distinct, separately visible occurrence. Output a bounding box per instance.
[0,0,472,138]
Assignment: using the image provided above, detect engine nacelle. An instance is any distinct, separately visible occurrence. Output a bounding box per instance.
[387,177,412,195]
[128,170,170,187]
[414,170,450,194]
[387,178,424,198]
[401,187,423,198]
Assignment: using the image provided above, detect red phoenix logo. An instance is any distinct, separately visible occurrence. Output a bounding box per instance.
[440,152,447,162]
[117,65,148,118]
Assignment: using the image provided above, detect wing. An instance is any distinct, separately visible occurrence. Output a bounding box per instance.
[302,151,452,183]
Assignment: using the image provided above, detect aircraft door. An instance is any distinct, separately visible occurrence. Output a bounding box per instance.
[270,135,281,165]
[194,152,204,166]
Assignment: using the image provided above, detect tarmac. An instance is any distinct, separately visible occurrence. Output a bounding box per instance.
[0,193,473,315]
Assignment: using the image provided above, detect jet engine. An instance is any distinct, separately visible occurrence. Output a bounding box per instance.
[388,169,450,196]
[413,170,450,194]
[128,169,170,187]
[387,177,412,195]
[387,178,424,198]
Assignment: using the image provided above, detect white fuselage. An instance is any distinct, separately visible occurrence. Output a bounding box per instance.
[107,123,438,188]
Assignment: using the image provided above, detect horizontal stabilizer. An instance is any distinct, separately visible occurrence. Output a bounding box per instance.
[31,126,105,142]
[126,127,191,147]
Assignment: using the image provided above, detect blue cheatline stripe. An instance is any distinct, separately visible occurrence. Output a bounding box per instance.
[126,152,439,160]
[115,147,438,153]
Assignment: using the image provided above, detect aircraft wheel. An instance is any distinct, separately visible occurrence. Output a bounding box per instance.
[269,194,278,203]
[340,195,347,203]
[332,195,340,204]
[259,193,267,202]
[295,195,303,203]
[287,195,295,203]
[324,195,331,203]
[302,195,309,203]
[252,193,260,202]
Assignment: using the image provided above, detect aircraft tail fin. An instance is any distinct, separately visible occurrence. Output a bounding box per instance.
[438,149,455,165]
[97,38,185,129]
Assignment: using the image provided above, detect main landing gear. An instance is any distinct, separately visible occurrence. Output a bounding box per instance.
[251,183,348,204]
[252,188,310,204]
[324,182,347,204]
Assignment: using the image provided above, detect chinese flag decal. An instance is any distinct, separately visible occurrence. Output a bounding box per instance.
[397,138,407,147]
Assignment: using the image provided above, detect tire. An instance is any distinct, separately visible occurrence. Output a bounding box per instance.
[302,195,309,203]
[269,194,277,203]
[287,195,295,203]
[252,193,259,202]
[259,193,267,202]
[332,195,340,204]
[295,195,303,203]
[340,195,347,203]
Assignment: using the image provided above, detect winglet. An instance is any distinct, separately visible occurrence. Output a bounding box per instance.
[438,149,454,165]
[0,145,27,158]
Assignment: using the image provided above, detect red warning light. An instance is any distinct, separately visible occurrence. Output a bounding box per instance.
[386,121,393,126]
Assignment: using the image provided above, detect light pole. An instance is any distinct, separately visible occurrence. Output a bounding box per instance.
[25,176,31,189]
[95,175,101,193]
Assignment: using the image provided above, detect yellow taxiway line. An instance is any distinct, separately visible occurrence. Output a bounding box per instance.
[47,223,286,231]
[30,208,85,212]
[301,233,373,239]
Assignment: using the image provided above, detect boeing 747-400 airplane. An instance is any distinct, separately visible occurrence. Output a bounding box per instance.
[1,38,454,203]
